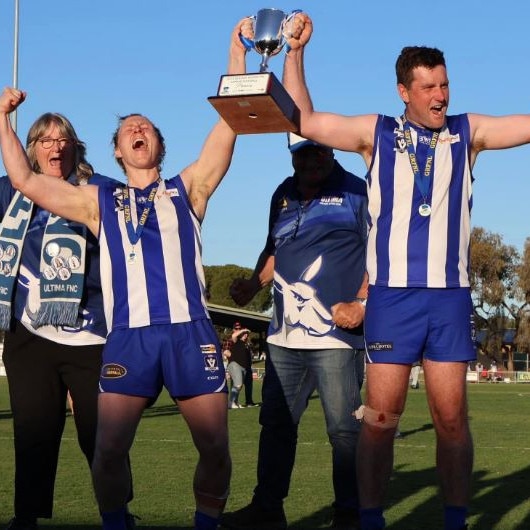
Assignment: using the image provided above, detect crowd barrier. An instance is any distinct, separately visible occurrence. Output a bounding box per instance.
[466,370,530,383]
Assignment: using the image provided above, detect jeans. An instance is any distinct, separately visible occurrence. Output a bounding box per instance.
[253,344,365,512]
[227,361,246,406]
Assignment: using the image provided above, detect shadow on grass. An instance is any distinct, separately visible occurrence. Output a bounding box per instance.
[469,464,530,530]
[398,422,433,438]
[288,463,530,529]
[6,462,530,530]
[2,424,529,529]
[290,505,333,529]
[142,404,181,418]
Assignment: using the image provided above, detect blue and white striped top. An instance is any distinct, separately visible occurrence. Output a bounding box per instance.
[98,175,209,331]
[367,114,473,288]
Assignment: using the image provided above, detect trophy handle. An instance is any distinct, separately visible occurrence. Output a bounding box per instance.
[239,15,256,51]
[282,9,303,43]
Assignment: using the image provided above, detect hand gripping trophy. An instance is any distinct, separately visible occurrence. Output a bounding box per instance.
[209,8,300,134]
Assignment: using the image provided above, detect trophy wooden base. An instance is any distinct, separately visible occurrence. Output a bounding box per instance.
[208,72,299,134]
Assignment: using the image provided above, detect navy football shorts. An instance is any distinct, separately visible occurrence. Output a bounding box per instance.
[364,286,476,364]
[100,319,227,398]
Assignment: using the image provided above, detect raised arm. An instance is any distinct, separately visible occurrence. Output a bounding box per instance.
[282,13,377,165]
[0,88,100,235]
[468,112,530,166]
[180,18,251,221]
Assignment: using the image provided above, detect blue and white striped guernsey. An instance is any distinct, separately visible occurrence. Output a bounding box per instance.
[367,114,473,288]
[98,176,209,331]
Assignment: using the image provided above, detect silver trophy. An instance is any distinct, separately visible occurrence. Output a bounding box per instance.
[250,8,293,72]
[208,8,300,134]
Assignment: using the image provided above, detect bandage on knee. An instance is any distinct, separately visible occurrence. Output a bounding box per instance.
[354,405,400,429]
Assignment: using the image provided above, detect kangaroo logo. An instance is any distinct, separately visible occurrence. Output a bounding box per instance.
[274,255,334,338]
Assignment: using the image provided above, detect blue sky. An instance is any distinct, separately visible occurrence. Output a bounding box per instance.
[1,1,529,268]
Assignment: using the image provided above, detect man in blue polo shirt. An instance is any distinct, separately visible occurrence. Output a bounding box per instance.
[222,133,368,530]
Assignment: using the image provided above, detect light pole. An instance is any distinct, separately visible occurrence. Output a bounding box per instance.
[11,0,20,133]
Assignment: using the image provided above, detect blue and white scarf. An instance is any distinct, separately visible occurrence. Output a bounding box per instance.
[0,190,86,330]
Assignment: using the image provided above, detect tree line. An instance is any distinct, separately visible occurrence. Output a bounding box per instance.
[470,228,530,370]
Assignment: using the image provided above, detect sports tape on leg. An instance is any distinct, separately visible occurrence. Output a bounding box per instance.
[353,405,400,429]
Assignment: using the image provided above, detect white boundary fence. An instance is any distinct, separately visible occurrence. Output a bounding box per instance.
[466,370,530,384]
[408,368,530,386]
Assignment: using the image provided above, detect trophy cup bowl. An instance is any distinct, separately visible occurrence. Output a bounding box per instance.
[207,8,299,135]
[253,8,288,72]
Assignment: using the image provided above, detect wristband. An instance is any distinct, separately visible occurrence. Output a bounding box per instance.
[354,298,367,307]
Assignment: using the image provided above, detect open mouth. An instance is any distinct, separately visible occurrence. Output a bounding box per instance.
[132,137,146,150]
[49,156,63,167]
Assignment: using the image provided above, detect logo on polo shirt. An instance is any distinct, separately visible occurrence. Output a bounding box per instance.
[319,196,343,206]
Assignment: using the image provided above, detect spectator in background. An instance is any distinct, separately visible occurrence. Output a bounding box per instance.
[226,322,256,409]
[410,361,421,389]
[222,336,232,371]
[475,362,483,382]
[488,360,499,382]
[238,329,258,408]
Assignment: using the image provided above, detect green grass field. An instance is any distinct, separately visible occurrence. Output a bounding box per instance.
[1,377,529,529]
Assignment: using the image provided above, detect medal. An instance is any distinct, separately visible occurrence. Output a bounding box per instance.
[123,178,161,265]
[418,203,431,217]
[402,116,440,219]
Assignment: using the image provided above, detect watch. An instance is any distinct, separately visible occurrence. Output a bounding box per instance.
[354,297,367,307]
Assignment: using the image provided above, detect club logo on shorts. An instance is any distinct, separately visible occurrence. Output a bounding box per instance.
[101,363,127,378]
[200,343,217,355]
[204,355,219,373]
[367,342,393,351]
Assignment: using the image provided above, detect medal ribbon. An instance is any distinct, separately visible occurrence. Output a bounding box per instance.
[402,116,439,207]
[122,178,161,247]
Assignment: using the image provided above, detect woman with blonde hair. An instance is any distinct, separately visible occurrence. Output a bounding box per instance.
[0,112,133,530]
